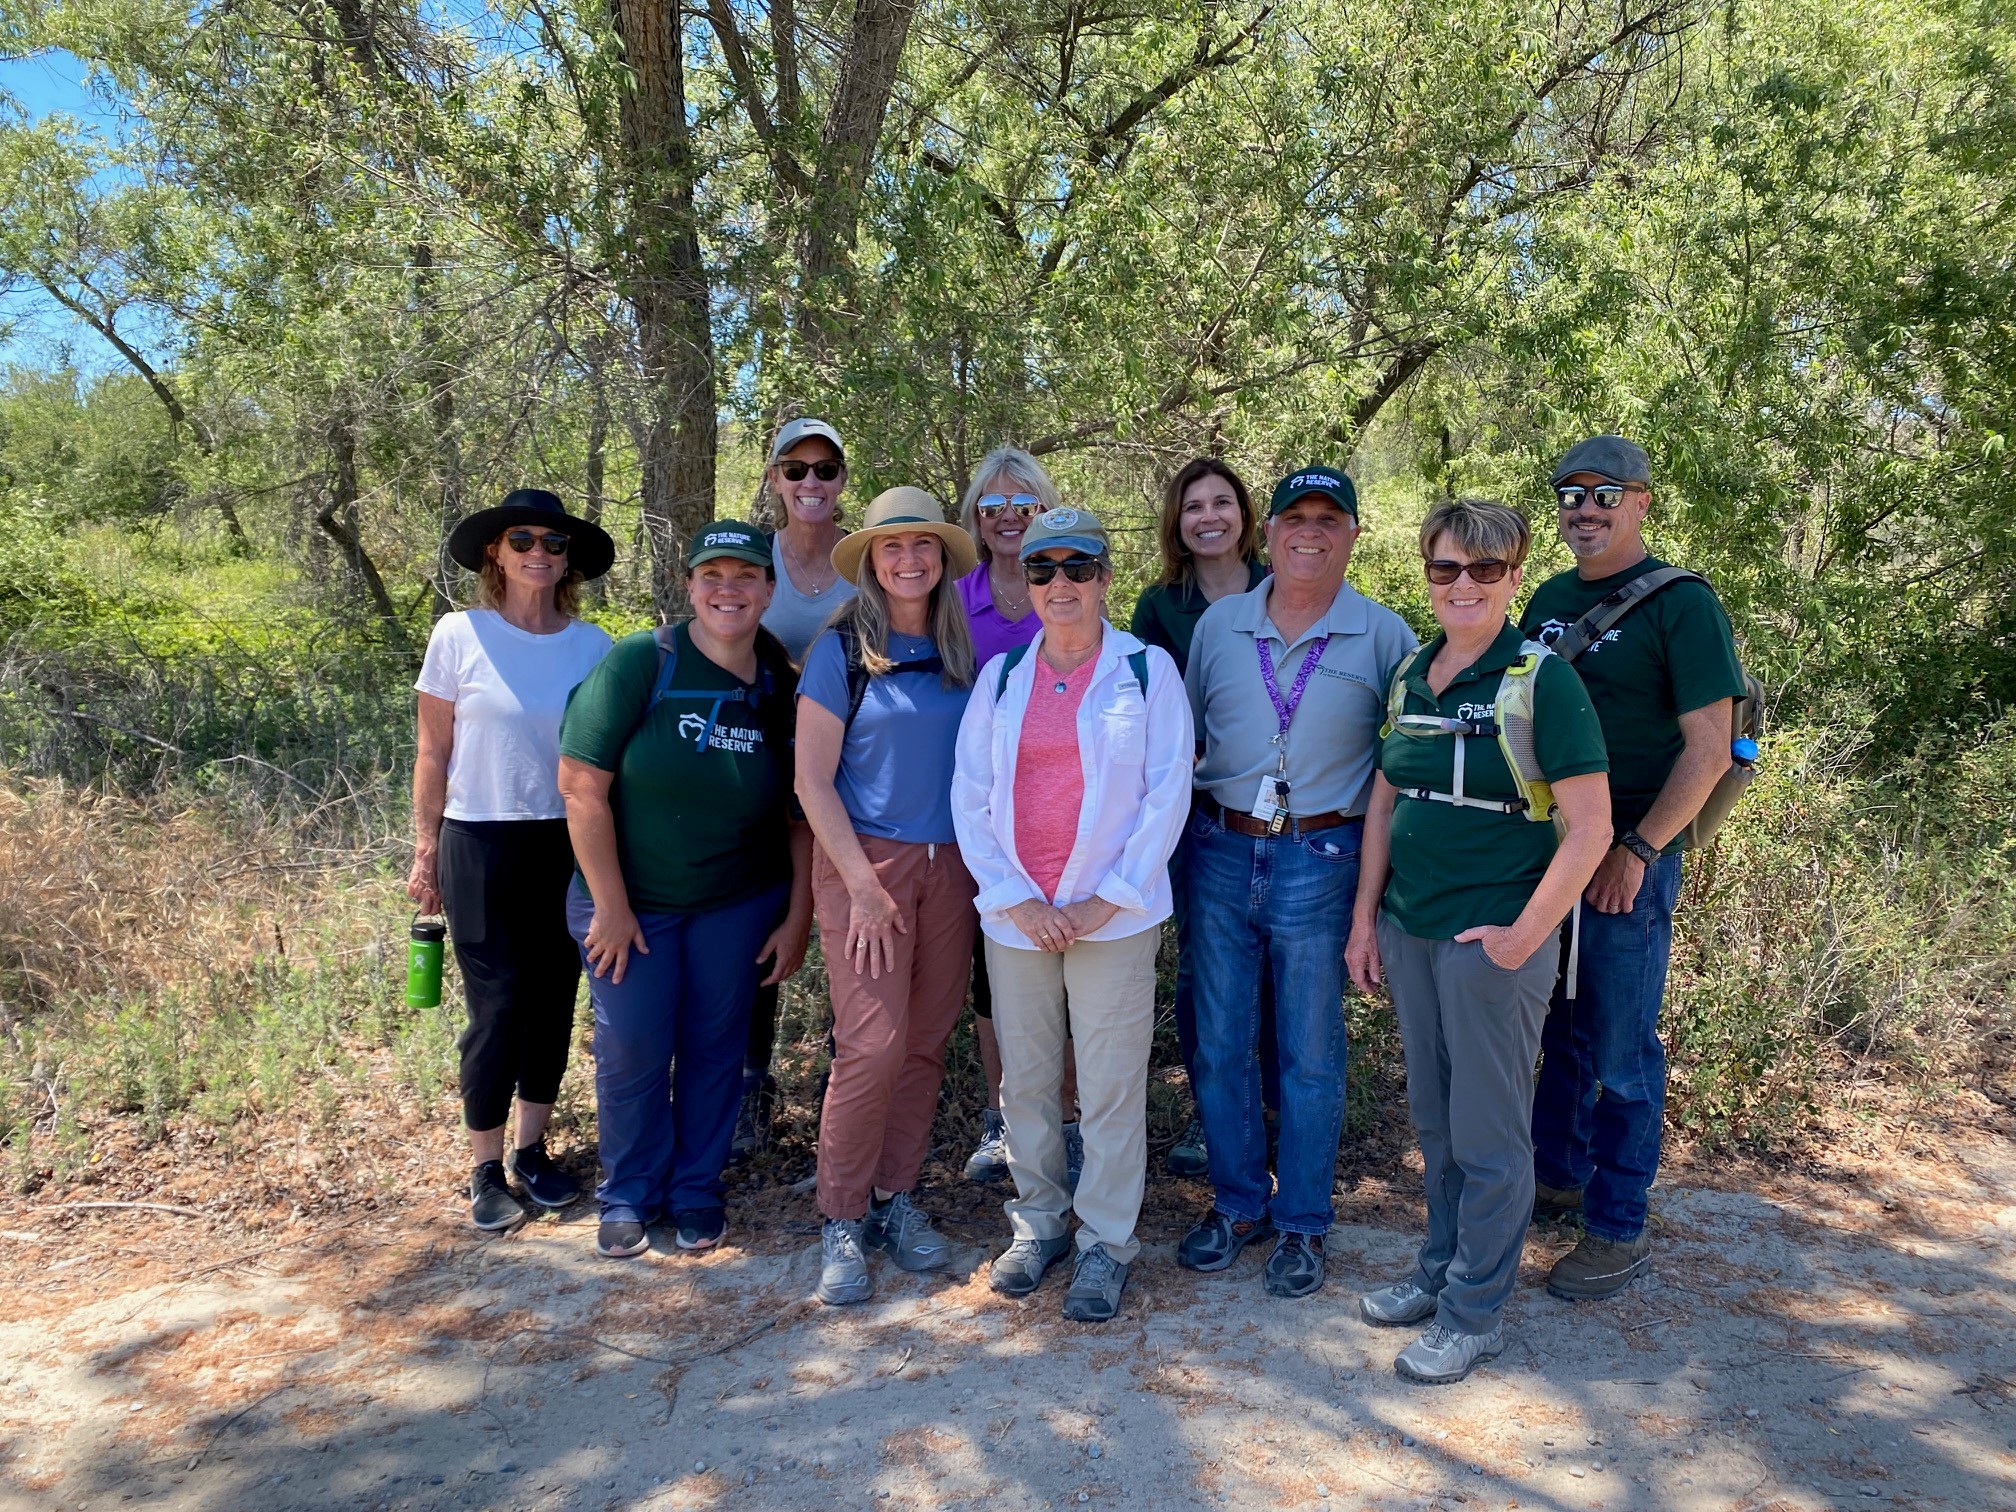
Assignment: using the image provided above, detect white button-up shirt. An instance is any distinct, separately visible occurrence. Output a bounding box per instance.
[952,624,1195,948]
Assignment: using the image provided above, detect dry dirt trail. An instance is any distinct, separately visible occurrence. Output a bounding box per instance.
[2,1133,2013,1512]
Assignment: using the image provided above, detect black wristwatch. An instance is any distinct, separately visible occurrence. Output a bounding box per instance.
[1617,830,1661,865]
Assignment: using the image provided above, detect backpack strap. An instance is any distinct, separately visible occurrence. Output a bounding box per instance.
[1127,649,1150,693]
[835,618,945,725]
[994,642,1150,701]
[1550,566,1708,661]
[631,621,774,753]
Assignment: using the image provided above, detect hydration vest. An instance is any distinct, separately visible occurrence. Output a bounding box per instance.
[1381,640,1562,832]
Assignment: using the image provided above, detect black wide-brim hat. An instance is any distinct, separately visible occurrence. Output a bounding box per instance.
[446,489,616,581]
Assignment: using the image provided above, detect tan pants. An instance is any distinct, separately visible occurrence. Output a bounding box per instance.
[813,836,977,1221]
[986,929,1159,1264]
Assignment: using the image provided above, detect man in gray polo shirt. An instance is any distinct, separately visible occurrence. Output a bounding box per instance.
[1176,466,1417,1298]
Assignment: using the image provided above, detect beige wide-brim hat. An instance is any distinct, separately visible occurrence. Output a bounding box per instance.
[830,486,979,584]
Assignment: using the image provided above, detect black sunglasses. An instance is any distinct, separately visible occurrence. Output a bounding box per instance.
[1424,557,1511,585]
[1023,554,1104,585]
[778,459,845,482]
[506,530,570,556]
[977,494,1042,520]
[1555,483,1640,511]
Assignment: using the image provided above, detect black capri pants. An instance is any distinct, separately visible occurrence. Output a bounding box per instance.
[437,818,582,1130]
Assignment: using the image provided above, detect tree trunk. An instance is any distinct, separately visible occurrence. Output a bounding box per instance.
[613,0,718,620]
[317,410,408,653]
[583,351,611,605]
[413,241,465,620]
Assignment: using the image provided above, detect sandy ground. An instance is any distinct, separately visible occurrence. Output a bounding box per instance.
[2,1133,2014,1512]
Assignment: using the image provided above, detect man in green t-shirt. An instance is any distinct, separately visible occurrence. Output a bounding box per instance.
[1518,436,1747,1302]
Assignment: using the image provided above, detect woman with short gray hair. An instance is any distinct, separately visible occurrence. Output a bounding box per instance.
[1345,497,1612,1383]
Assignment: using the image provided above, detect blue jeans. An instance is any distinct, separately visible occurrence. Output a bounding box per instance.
[567,879,788,1226]
[1531,854,1683,1241]
[1183,804,1359,1235]
[1171,851,1281,1114]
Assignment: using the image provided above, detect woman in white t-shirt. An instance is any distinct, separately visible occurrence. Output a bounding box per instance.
[411,489,615,1232]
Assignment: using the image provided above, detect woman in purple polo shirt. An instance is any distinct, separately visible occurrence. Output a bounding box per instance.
[953,445,1080,1186]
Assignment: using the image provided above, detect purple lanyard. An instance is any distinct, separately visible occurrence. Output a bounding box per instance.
[1257,635,1329,745]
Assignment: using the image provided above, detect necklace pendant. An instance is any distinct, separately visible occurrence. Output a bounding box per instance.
[1053,680,1067,694]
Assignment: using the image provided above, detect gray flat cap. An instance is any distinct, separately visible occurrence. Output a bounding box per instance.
[1551,435,1651,487]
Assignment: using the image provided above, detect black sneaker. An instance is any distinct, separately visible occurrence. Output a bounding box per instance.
[597,1219,650,1259]
[470,1161,527,1232]
[1263,1231,1326,1298]
[729,1074,777,1163]
[674,1208,726,1252]
[1176,1210,1274,1272]
[507,1139,580,1209]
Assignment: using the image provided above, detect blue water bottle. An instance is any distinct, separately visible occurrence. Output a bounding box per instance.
[1731,736,1759,767]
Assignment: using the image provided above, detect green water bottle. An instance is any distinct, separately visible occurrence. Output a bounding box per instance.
[406,918,447,1009]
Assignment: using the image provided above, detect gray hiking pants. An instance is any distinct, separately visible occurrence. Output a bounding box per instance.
[1377,911,1560,1337]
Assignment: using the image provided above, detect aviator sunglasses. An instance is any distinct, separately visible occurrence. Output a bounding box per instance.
[1554,482,1641,512]
[778,459,845,482]
[506,529,570,556]
[977,493,1043,520]
[1423,557,1512,585]
[1023,553,1104,585]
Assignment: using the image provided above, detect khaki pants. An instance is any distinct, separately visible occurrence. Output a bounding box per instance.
[813,837,977,1221]
[986,929,1159,1264]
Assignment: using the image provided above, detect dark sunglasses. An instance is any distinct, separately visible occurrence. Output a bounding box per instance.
[1023,554,1104,585]
[778,459,845,482]
[1424,557,1511,585]
[1555,483,1640,511]
[505,530,570,556]
[977,494,1042,519]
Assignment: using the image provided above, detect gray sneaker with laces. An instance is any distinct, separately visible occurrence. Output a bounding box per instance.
[1061,1245,1129,1323]
[1359,1279,1438,1326]
[989,1234,1071,1295]
[964,1108,1009,1182]
[864,1191,951,1272]
[1394,1321,1504,1384]
[815,1217,873,1306]
[1062,1120,1085,1194]
[1166,1112,1209,1178]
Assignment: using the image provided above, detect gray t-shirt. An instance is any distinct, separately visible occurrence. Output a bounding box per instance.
[761,534,857,664]
[1186,578,1417,818]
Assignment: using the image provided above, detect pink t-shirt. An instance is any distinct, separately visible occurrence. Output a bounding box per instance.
[1013,651,1098,903]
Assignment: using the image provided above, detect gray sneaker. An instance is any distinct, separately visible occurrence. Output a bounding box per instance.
[1166,1113,1209,1178]
[964,1108,1009,1183]
[815,1217,873,1306]
[865,1191,951,1273]
[1394,1322,1504,1384]
[1360,1279,1438,1327]
[1061,1245,1129,1323]
[989,1234,1071,1296]
[1063,1120,1085,1194]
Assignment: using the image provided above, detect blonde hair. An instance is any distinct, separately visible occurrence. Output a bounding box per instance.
[478,536,583,617]
[829,540,976,688]
[959,446,1062,563]
[1418,498,1531,567]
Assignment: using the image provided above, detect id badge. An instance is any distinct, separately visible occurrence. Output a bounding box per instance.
[1248,785,1280,827]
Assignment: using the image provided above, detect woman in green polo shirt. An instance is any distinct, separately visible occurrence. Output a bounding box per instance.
[557,523,813,1262]
[1344,498,1612,1385]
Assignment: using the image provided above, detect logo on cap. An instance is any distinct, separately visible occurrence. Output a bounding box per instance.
[1040,508,1079,528]
[1288,472,1338,491]
[703,529,742,546]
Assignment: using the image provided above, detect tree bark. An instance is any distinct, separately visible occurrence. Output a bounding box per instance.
[802,0,918,291]
[413,241,464,620]
[316,410,408,652]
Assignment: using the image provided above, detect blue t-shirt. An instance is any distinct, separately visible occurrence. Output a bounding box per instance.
[798,628,968,844]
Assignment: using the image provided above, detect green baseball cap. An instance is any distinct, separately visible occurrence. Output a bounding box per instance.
[1269,466,1359,519]
[1017,506,1110,561]
[686,520,772,571]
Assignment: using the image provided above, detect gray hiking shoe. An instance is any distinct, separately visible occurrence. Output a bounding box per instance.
[1394,1321,1504,1384]
[864,1191,951,1273]
[964,1108,1009,1183]
[1062,1245,1129,1323]
[1547,1230,1652,1300]
[815,1217,873,1306]
[1533,1178,1584,1220]
[1360,1279,1438,1327]
[1166,1113,1209,1178]
[989,1235,1071,1296]
[1063,1120,1085,1193]
[1263,1231,1326,1298]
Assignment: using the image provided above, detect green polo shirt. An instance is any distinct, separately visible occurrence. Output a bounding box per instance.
[1376,622,1608,939]
[558,624,796,913]
[1519,557,1746,851]
[1128,560,1269,676]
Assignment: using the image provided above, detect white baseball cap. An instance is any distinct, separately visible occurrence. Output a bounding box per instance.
[768,417,846,464]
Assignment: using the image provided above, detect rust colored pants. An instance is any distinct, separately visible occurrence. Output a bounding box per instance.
[813,836,978,1220]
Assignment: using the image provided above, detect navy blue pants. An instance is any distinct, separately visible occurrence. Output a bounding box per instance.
[567,879,787,1226]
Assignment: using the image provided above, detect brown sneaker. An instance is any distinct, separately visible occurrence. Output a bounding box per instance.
[1533,1179,1584,1220]
[1547,1231,1652,1300]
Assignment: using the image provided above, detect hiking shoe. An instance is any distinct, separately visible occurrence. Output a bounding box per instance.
[1533,1179,1584,1220]
[964,1108,1010,1183]
[506,1139,579,1209]
[1177,1210,1274,1273]
[1166,1113,1209,1178]
[1062,1120,1085,1194]
[673,1208,726,1252]
[729,1073,776,1163]
[1061,1246,1129,1323]
[1360,1279,1438,1327]
[865,1191,951,1273]
[1263,1232,1326,1298]
[815,1217,873,1306]
[596,1219,650,1259]
[1547,1231,1652,1300]
[989,1235,1071,1296]
[1395,1321,1504,1384]
[470,1161,527,1231]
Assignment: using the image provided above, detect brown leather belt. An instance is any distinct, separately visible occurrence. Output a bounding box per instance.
[1208,801,1362,838]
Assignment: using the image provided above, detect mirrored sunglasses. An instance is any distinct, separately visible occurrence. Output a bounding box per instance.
[1554,483,1637,511]
[977,494,1042,519]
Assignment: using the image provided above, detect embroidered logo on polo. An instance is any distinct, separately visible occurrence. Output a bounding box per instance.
[1456,701,1496,723]
[1039,508,1079,528]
